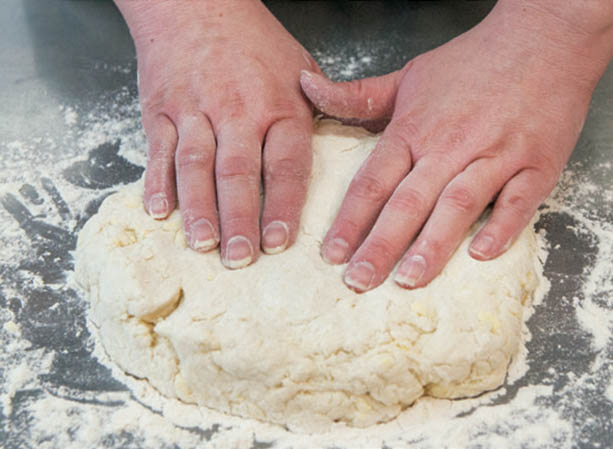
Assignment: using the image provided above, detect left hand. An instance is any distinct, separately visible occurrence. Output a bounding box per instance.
[301,0,613,292]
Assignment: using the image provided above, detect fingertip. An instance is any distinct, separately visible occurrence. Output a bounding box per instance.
[300,69,314,82]
[469,231,514,261]
[187,218,219,252]
[343,260,376,293]
[262,220,290,255]
[222,235,256,270]
[147,192,171,220]
[300,69,324,87]
[300,70,330,111]
[321,237,350,265]
[468,234,495,260]
[299,69,314,92]
[394,254,427,289]
[471,168,549,262]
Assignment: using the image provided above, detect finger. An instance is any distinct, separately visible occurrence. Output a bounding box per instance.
[343,153,460,292]
[175,113,219,252]
[260,117,313,254]
[394,157,511,289]
[320,121,414,265]
[215,122,263,269]
[468,168,553,260]
[142,113,178,219]
[300,69,404,121]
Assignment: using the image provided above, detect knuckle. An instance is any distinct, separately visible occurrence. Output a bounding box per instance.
[217,155,259,184]
[377,123,416,168]
[529,149,561,178]
[500,192,531,216]
[140,94,161,114]
[348,78,367,98]
[348,172,388,203]
[145,160,172,185]
[147,140,175,164]
[363,236,396,261]
[420,237,446,259]
[180,208,201,227]
[440,184,477,213]
[426,150,459,169]
[387,187,427,215]
[376,139,412,172]
[178,112,209,134]
[175,147,215,171]
[225,90,246,119]
[140,85,176,116]
[264,157,310,186]
[334,216,362,238]
[268,99,305,120]
[144,120,177,163]
[445,126,469,147]
[263,203,301,223]
[222,214,257,232]
[391,116,419,142]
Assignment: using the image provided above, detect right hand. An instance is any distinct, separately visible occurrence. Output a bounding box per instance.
[300,0,613,292]
[116,0,320,268]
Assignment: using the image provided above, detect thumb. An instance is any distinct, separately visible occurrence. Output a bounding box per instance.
[300,68,404,121]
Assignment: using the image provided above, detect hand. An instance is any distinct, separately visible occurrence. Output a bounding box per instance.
[301,0,613,292]
[116,0,319,268]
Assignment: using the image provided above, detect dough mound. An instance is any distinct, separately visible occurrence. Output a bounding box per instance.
[76,121,540,430]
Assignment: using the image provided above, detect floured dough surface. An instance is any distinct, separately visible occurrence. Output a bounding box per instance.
[75,121,540,431]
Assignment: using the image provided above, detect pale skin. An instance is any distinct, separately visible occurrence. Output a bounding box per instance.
[115,0,320,268]
[115,0,613,291]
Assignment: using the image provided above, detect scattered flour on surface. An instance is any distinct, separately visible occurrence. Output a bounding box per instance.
[606,380,613,403]
[61,105,78,127]
[312,47,376,81]
[1,90,611,448]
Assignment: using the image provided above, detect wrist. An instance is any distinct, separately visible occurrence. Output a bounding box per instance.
[498,0,613,31]
[487,0,613,89]
[114,0,260,46]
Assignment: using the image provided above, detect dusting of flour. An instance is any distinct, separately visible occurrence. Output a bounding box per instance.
[1,85,612,448]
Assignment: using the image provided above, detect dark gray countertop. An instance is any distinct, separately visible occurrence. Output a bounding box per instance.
[1,1,611,448]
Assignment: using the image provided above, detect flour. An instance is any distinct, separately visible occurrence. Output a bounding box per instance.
[607,380,613,402]
[61,105,79,127]
[312,47,377,81]
[1,89,612,448]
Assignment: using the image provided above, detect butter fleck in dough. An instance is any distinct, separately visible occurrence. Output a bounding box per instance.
[75,120,540,431]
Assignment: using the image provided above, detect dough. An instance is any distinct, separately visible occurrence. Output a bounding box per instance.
[75,120,540,430]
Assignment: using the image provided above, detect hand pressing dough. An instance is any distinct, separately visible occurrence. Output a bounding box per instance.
[75,120,540,431]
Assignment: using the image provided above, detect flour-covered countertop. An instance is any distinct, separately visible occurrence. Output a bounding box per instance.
[1,1,612,448]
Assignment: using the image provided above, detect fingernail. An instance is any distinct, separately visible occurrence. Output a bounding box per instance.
[321,238,349,264]
[189,218,218,252]
[300,69,313,80]
[223,235,254,269]
[262,221,289,255]
[344,261,376,292]
[149,193,168,219]
[470,235,494,258]
[395,255,426,288]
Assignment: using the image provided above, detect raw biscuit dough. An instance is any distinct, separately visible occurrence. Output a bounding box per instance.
[75,120,540,431]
